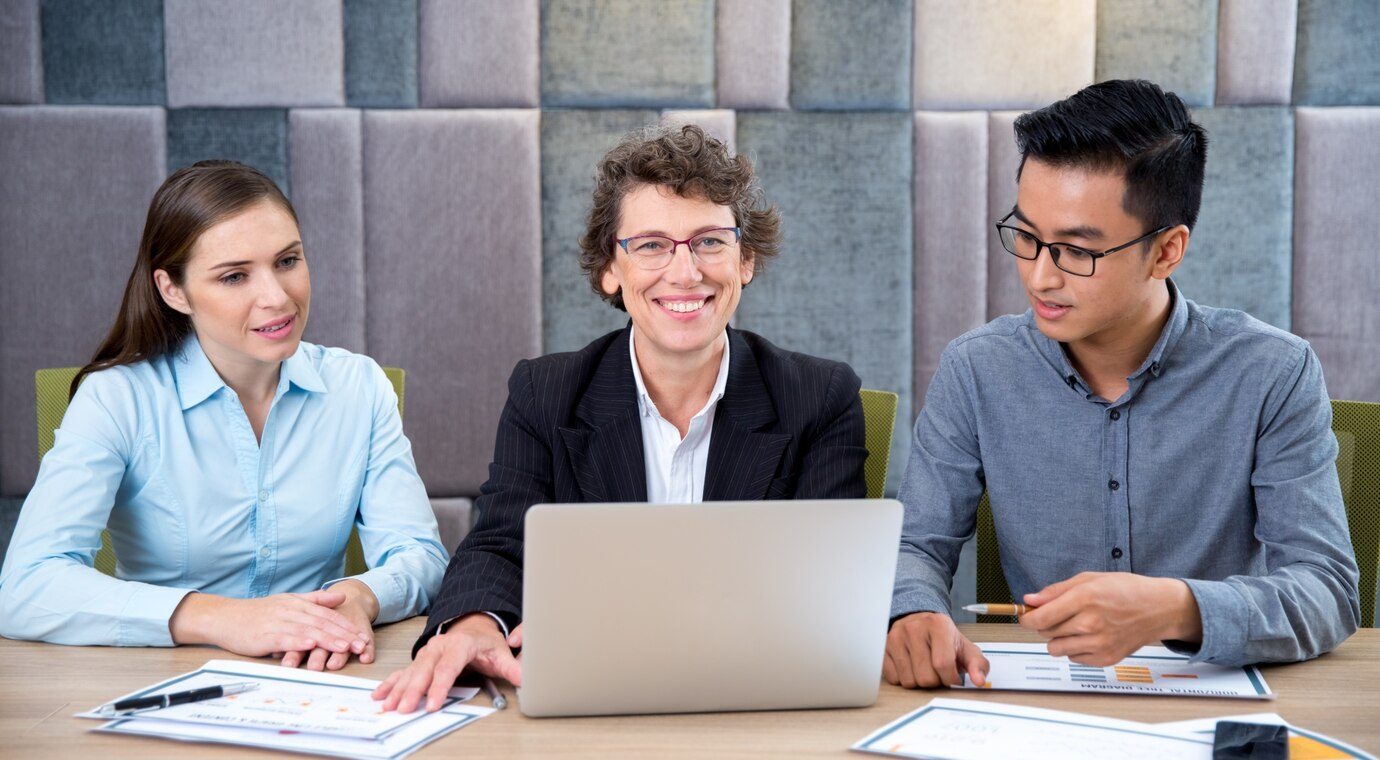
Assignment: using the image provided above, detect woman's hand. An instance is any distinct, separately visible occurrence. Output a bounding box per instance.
[169,589,370,658]
[279,580,379,671]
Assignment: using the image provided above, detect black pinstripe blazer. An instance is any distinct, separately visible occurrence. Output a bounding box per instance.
[415,325,867,655]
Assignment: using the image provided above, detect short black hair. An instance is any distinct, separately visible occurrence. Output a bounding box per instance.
[1014,79,1208,231]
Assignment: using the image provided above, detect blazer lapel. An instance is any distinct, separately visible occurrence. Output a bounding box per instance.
[558,327,648,503]
[704,329,791,501]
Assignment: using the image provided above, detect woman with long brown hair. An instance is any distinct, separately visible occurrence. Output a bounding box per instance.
[0,161,446,671]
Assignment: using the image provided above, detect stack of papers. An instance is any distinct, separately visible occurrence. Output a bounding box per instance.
[76,660,493,760]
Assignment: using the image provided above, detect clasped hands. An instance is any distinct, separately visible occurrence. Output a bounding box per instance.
[884,572,1203,689]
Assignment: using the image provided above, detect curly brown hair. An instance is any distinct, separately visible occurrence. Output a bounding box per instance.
[578,123,781,310]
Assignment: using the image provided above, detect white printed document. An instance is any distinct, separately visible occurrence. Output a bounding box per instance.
[952,642,1271,699]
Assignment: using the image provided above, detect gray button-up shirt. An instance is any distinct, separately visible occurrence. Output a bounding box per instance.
[893,281,1360,666]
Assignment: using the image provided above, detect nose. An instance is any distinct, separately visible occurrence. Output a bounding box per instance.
[1025,244,1064,292]
[662,243,704,286]
[256,271,291,308]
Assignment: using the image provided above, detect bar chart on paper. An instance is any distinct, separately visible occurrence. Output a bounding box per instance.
[953,643,1271,699]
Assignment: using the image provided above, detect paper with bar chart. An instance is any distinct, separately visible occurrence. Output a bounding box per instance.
[952,643,1271,699]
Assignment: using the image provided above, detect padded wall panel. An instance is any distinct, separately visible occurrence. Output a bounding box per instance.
[289,109,367,354]
[716,0,790,110]
[345,0,418,108]
[363,110,542,495]
[985,111,1027,320]
[1294,108,1380,402]
[1176,108,1293,329]
[1294,0,1380,106]
[40,0,164,104]
[0,497,20,566]
[913,0,1094,111]
[164,0,344,108]
[431,497,473,554]
[791,0,911,111]
[0,107,166,495]
[1215,0,1296,105]
[661,109,736,153]
[419,0,539,108]
[914,112,988,403]
[167,109,290,195]
[1096,0,1218,107]
[541,0,714,108]
[540,109,658,354]
[1,0,42,103]
[736,112,913,492]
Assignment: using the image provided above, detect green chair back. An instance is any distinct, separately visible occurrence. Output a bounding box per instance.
[976,399,1380,627]
[35,366,406,580]
[859,389,899,500]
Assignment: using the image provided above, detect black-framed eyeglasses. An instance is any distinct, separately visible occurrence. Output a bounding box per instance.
[617,226,741,270]
[995,212,1169,277]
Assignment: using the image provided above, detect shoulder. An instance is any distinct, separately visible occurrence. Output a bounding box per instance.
[734,329,858,389]
[503,329,627,421]
[938,312,1034,370]
[303,342,392,392]
[1182,300,1312,377]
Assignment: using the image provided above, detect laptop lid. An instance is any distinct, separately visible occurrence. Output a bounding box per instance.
[518,499,902,717]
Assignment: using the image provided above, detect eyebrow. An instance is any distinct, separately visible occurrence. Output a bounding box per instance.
[1010,205,1106,243]
[208,241,302,270]
[624,225,732,239]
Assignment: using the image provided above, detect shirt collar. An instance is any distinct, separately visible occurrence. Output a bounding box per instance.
[173,334,326,411]
[1033,278,1189,390]
[628,326,731,421]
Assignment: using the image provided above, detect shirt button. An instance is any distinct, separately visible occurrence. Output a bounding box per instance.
[1111,547,1123,559]
[1108,479,1120,491]
[1109,410,1121,421]
[258,490,269,502]
[259,546,271,558]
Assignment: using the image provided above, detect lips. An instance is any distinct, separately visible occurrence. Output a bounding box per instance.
[252,315,295,336]
[654,295,712,317]
[1032,298,1071,320]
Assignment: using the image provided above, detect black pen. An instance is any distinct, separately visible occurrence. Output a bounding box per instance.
[482,677,507,710]
[98,681,259,716]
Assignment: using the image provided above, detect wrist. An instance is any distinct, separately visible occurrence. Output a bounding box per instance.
[1158,579,1203,643]
[334,579,380,622]
[169,592,222,646]
[454,612,503,639]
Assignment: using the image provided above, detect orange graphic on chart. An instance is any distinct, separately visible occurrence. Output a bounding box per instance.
[1113,666,1153,683]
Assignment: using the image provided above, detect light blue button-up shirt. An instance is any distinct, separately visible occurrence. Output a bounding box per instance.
[0,336,448,646]
[893,281,1360,666]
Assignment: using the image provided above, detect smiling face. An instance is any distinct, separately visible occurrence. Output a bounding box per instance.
[1012,158,1181,349]
[601,183,753,360]
[155,199,310,374]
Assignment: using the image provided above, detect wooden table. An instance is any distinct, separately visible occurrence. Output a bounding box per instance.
[3,620,1376,758]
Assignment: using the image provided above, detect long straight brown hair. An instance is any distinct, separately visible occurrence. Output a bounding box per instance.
[72,160,298,397]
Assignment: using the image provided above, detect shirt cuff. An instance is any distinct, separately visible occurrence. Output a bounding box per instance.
[437,612,510,639]
[124,584,197,648]
[1173,578,1251,664]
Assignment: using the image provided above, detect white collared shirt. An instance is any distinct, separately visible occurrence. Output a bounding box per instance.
[629,327,731,504]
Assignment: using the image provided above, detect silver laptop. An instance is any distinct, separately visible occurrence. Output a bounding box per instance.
[517,499,902,717]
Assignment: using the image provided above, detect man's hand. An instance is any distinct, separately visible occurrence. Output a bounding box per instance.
[884,611,990,689]
[372,613,523,713]
[1019,572,1203,666]
[280,580,379,671]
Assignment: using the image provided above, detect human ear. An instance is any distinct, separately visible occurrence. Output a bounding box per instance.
[739,248,755,286]
[154,269,193,315]
[600,262,621,297]
[1150,225,1189,280]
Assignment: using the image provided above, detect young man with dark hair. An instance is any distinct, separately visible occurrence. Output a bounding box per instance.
[887,79,1359,688]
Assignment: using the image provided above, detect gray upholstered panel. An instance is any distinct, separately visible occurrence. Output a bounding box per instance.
[661,109,736,153]
[1293,107,1380,402]
[540,0,714,108]
[1096,0,1218,107]
[363,110,542,496]
[419,0,539,108]
[1176,108,1293,330]
[40,0,164,104]
[1294,0,1380,106]
[164,0,344,108]
[985,111,1027,320]
[790,0,911,111]
[166,108,291,195]
[736,112,913,493]
[913,0,1094,111]
[289,109,366,354]
[914,112,988,404]
[345,0,418,108]
[540,109,658,354]
[716,0,790,110]
[1215,0,1296,105]
[0,0,42,104]
[430,496,473,554]
[0,106,166,496]
[0,497,21,567]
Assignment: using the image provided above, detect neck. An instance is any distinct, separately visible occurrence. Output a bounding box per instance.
[198,336,281,405]
[1065,282,1173,391]
[634,329,726,419]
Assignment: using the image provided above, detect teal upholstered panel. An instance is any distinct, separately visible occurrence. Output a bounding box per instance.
[1294,0,1380,106]
[913,0,1094,111]
[716,0,790,110]
[540,0,714,108]
[0,498,20,566]
[985,111,1027,320]
[1215,0,1296,105]
[914,112,989,403]
[660,109,736,152]
[540,109,659,353]
[791,0,912,110]
[1175,108,1293,330]
[1,0,42,104]
[164,0,344,108]
[737,112,913,492]
[419,0,538,107]
[166,108,290,195]
[363,110,542,495]
[289,109,366,354]
[345,0,418,108]
[1096,0,1218,108]
[0,106,166,495]
[40,0,165,104]
[1293,107,1380,402]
